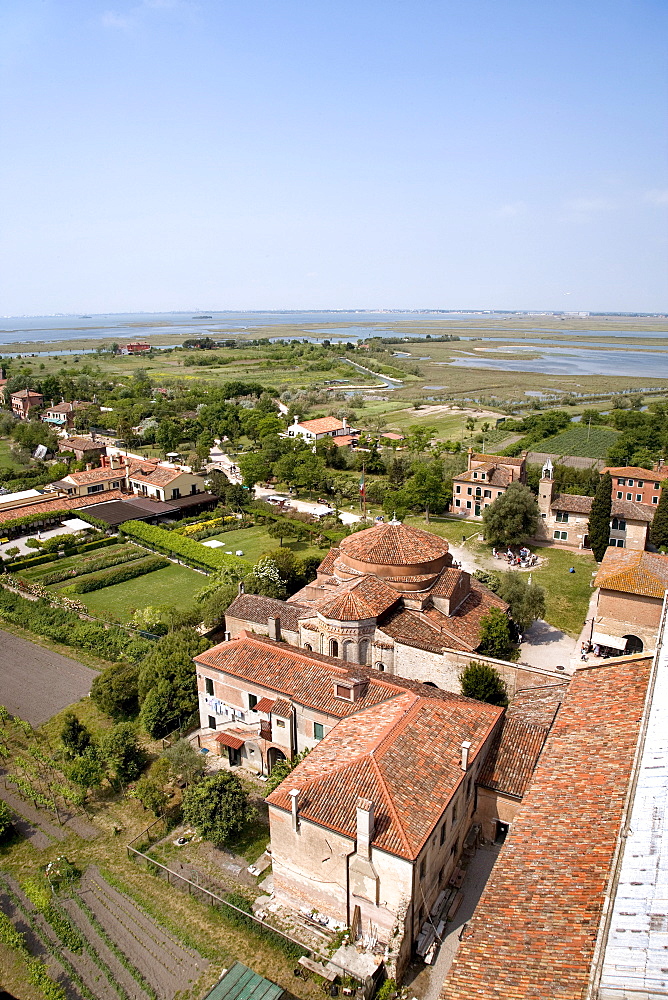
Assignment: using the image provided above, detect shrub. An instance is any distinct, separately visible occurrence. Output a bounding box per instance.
[182,771,249,845]
[461,660,508,706]
[39,546,145,584]
[64,556,169,593]
[91,663,140,719]
[120,520,250,573]
[0,800,13,840]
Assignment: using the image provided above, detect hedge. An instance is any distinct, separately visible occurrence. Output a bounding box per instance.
[63,556,170,594]
[8,536,120,573]
[39,547,146,585]
[0,587,152,662]
[120,521,250,574]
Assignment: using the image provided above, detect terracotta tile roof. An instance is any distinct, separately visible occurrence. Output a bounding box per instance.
[225,594,309,633]
[455,467,513,487]
[58,436,104,452]
[267,691,502,860]
[603,465,668,480]
[127,462,184,487]
[315,575,399,621]
[379,608,458,653]
[316,547,340,577]
[595,548,668,598]
[215,731,245,750]
[440,656,652,1000]
[430,567,466,599]
[381,432,404,440]
[296,416,345,434]
[271,699,293,718]
[339,521,450,566]
[0,489,125,525]
[11,389,42,399]
[332,435,357,447]
[63,467,124,486]
[471,452,525,467]
[611,498,656,522]
[551,492,593,514]
[477,683,567,799]
[254,697,276,714]
[195,632,483,719]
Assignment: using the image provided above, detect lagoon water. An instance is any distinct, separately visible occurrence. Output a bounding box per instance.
[450,344,668,378]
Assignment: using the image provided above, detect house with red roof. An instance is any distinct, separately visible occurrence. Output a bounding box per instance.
[10,388,43,420]
[287,414,358,442]
[451,450,526,520]
[590,547,668,656]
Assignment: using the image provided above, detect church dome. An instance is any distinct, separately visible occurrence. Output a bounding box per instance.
[334,520,452,592]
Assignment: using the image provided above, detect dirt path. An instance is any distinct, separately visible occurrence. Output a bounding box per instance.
[77,866,208,999]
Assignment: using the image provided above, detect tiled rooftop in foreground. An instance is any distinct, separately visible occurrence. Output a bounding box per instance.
[440,652,652,1000]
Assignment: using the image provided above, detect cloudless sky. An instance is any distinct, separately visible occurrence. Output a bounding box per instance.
[0,0,666,314]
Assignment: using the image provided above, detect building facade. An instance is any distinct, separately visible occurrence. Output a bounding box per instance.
[287,415,357,442]
[591,547,668,655]
[451,451,526,520]
[10,389,43,419]
[602,464,668,507]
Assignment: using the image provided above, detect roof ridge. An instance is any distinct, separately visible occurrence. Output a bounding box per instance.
[368,752,413,857]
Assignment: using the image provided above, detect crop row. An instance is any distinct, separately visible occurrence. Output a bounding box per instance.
[61,556,170,594]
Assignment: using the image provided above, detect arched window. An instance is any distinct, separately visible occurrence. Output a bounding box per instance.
[343,639,354,662]
[329,638,339,658]
[375,661,385,672]
[359,640,369,665]
[304,643,312,651]
[623,634,643,654]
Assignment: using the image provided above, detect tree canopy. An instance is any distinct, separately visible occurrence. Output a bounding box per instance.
[460,660,508,706]
[588,471,613,562]
[650,486,668,551]
[182,771,249,845]
[477,607,515,661]
[91,663,139,719]
[495,573,546,633]
[482,482,540,548]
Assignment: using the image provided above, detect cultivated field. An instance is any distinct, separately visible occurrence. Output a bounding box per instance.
[535,424,621,460]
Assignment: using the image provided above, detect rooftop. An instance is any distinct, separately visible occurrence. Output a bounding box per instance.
[11,388,42,399]
[295,416,345,434]
[62,467,125,486]
[315,575,399,621]
[267,689,501,860]
[225,594,310,633]
[602,465,668,480]
[0,489,126,525]
[338,520,450,567]
[440,655,652,1000]
[126,461,185,487]
[471,452,525,467]
[58,436,104,452]
[595,548,668,599]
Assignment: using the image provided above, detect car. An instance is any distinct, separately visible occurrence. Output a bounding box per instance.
[266,495,290,506]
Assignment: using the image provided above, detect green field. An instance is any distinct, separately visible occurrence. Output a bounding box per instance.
[535,424,621,460]
[74,562,205,622]
[0,437,21,471]
[207,524,328,562]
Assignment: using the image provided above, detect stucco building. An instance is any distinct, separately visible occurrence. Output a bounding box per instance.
[590,547,668,656]
[451,451,526,520]
[10,388,43,419]
[286,415,358,442]
[602,464,668,507]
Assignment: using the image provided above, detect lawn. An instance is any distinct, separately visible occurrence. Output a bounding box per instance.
[529,546,598,635]
[531,424,621,460]
[207,524,328,562]
[0,437,21,471]
[74,562,205,622]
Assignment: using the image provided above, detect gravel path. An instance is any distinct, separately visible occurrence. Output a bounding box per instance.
[0,628,96,725]
[77,866,208,999]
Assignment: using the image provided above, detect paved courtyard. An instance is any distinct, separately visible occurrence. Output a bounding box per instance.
[0,628,96,725]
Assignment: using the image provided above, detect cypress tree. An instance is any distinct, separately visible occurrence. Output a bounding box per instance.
[588,471,613,562]
[650,487,668,551]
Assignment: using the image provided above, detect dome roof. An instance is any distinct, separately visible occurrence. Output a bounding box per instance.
[339,521,450,567]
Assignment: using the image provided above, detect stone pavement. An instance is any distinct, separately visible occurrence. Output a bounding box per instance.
[519,618,577,675]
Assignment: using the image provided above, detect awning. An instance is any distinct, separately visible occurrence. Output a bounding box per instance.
[254,697,275,714]
[214,732,245,750]
[592,631,627,651]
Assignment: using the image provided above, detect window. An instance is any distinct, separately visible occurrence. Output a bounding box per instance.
[375,661,385,672]
[304,643,312,650]
[555,511,569,523]
[171,488,181,499]
[638,480,644,487]
[87,483,105,494]
[455,485,460,493]
[617,492,623,499]
[653,496,659,504]
[628,479,634,486]
[466,777,472,798]
[455,498,460,507]
[248,693,258,710]
[484,489,491,498]
[611,518,626,531]
[654,482,660,489]
[467,487,472,496]
[335,684,353,700]
[314,722,324,740]
[618,478,626,486]
[208,716,216,730]
[553,530,568,540]
[419,859,426,879]
[452,803,458,824]
[466,501,472,509]
[480,472,486,480]
[275,718,286,728]
[636,494,642,502]
[329,639,339,658]
[205,677,214,696]
[440,822,446,846]
[626,493,632,501]
[609,537,625,548]
[473,472,478,479]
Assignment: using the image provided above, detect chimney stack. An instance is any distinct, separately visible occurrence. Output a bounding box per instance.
[238,580,245,595]
[223,631,231,642]
[356,797,374,859]
[342,416,347,430]
[289,788,300,832]
[268,616,281,642]
[461,741,472,771]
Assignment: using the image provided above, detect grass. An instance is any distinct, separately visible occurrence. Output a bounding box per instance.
[206,524,327,562]
[73,562,205,622]
[0,437,21,471]
[529,546,598,635]
[533,424,621,460]
[20,543,136,582]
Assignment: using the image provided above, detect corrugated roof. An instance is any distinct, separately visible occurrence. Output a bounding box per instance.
[202,963,283,1000]
[440,655,652,1000]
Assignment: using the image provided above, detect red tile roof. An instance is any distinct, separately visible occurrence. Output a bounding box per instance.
[380,581,507,653]
[332,435,357,447]
[551,492,593,514]
[316,547,340,577]
[296,416,345,435]
[455,467,513,487]
[440,655,652,1000]
[611,498,656,522]
[58,436,104,453]
[595,548,668,598]
[11,389,42,399]
[603,465,668,480]
[315,575,399,621]
[0,489,125,525]
[225,594,309,633]
[339,521,450,566]
[267,690,502,860]
[253,697,276,714]
[271,698,293,718]
[215,731,245,750]
[471,452,525,467]
[126,462,185,487]
[63,467,124,486]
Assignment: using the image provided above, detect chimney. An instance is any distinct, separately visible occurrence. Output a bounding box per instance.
[356,798,374,859]
[268,616,281,642]
[223,631,231,642]
[461,741,472,771]
[289,788,300,832]
[342,416,347,430]
[467,447,473,470]
[238,580,245,595]
[86,463,92,471]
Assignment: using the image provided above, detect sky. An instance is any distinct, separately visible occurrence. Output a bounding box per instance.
[0,0,666,315]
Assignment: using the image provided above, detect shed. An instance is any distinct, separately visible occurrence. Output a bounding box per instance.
[201,962,283,1000]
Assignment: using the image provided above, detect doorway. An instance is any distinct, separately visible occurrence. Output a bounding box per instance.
[495,821,509,845]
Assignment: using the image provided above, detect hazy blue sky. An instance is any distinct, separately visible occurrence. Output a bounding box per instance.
[1,0,666,314]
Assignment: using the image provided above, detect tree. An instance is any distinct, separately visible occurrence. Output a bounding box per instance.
[91,663,140,719]
[133,774,168,816]
[495,574,546,633]
[197,584,239,628]
[588,471,613,561]
[0,800,13,840]
[243,557,287,599]
[238,452,271,489]
[460,661,508,706]
[482,482,540,548]
[651,487,668,551]
[130,607,168,636]
[100,723,147,789]
[137,630,209,732]
[477,607,514,661]
[139,681,174,739]
[162,738,204,787]
[60,712,94,759]
[264,747,310,793]
[267,518,303,547]
[67,754,104,802]
[182,771,249,846]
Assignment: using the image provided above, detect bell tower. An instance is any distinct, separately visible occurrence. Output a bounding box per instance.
[538,459,554,518]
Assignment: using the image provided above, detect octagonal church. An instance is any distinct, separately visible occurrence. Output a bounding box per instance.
[224,519,507,690]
